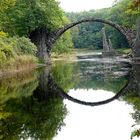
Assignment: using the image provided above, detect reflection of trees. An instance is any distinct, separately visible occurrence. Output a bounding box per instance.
[52,61,79,92]
[0,70,39,104]
[123,64,140,114]
[57,80,129,106]
[0,67,67,140]
[0,96,67,140]
[121,64,140,139]
[76,61,130,92]
[50,60,130,107]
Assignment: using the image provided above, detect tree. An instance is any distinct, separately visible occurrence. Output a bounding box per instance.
[0,0,73,62]
[66,0,138,50]
[0,0,16,30]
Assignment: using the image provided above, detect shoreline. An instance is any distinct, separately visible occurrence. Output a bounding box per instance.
[0,48,131,77]
[0,63,46,78]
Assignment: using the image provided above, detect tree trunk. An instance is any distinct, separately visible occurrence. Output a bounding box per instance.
[29,28,51,64]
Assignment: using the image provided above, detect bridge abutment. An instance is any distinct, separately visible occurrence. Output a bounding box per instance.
[29,28,52,64]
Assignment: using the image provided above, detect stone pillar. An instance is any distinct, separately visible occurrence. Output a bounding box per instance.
[108,38,113,51]
[102,28,109,52]
[102,28,115,56]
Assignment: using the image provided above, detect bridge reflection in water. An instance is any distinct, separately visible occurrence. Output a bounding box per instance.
[0,58,140,139]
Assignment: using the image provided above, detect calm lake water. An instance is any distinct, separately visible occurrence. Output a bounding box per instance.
[0,52,140,140]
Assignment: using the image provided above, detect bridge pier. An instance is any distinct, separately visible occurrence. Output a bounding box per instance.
[29,28,52,64]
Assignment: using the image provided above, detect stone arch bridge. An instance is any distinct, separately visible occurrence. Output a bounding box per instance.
[30,18,139,62]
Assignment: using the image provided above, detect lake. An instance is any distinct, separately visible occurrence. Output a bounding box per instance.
[0,51,140,140]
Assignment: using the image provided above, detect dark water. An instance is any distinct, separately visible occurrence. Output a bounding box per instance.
[0,53,140,140]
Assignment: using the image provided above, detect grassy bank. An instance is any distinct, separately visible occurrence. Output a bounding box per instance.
[0,32,39,75]
[0,55,38,76]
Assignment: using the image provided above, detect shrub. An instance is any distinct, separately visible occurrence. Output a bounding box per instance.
[0,31,7,37]
[12,37,37,56]
[0,33,38,69]
[0,37,15,66]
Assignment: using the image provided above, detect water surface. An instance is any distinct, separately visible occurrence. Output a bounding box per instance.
[0,52,140,140]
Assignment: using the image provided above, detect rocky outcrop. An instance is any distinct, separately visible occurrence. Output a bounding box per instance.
[102,27,115,56]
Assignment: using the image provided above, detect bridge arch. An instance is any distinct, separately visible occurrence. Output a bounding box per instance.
[53,18,134,47]
[32,18,136,63]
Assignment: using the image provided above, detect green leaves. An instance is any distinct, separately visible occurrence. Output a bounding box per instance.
[0,0,74,56]
[67,0,138,49]
[0,34,37,68]
[0,0,66,36]
[0,36,15,64]
[131,129,140,139]
[12,37,37,55]
[0,0,16,12]
[53,30,74,54]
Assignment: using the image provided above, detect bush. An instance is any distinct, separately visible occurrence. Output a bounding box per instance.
[0,31,7,37]
[0,37,15,66]
[12,37,37,56]
[0,33,38,69]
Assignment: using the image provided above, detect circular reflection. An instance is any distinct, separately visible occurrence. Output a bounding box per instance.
[53,75,129,107]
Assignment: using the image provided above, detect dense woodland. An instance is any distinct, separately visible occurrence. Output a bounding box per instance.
[0,0,140,69]
[66,0,140,49]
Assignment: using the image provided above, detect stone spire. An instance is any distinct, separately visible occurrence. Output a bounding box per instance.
[102,28,115,56]
[108,38,113,51]
[102,27,110,52]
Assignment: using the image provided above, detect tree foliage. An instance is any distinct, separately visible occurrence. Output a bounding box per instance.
[0,0,74,62]
[0,33,37,68]
[66,0,139,49]
[0,0,16,12]
[0,0,66,36]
